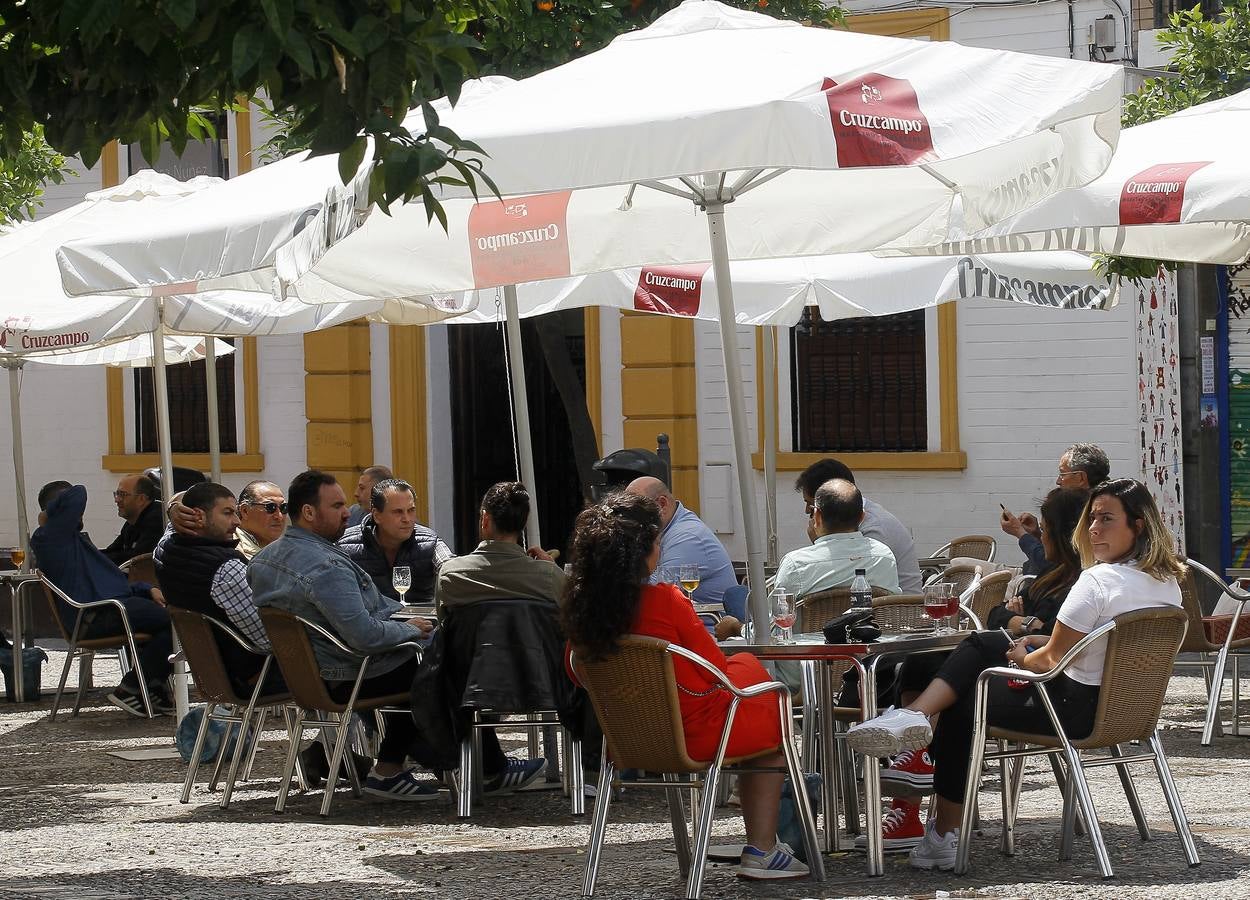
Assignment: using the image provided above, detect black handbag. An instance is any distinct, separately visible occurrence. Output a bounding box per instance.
[822,607,881,644]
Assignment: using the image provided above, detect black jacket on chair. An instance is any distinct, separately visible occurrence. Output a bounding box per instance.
[408,598,586,770]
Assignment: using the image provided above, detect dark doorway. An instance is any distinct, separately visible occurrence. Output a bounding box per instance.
[448,310,591,559]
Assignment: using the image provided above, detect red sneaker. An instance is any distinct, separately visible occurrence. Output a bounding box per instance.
[854,799,925,851]
[880,746,934,796]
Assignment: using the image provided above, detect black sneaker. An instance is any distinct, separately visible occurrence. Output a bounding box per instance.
[483,757,546,795]
[106,687,149,718]
[151,693,177,717]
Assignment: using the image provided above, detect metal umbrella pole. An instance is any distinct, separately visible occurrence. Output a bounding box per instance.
[703,194,769,641]
[151,305,189,721]
[762,326,779,568]
[203,336,222,482]
[503,284,543,550]
[5,361,30,568]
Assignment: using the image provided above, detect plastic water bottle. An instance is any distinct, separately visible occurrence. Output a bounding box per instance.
[850,569,872,609]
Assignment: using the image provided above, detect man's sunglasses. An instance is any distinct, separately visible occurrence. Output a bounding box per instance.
[243,500,288,515]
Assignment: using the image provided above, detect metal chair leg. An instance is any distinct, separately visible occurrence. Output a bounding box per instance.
[582,761,616,897]
[1049,752,1086,837]
[457,732,475,819]
[1202,644,1232,746]
[72,651,94,716]
[836,723,860,836]
[1058,760,1077,862]
[1148,732,1200,867]
[221,702,261,810]
[1109,744,1150,841]
[181,702,216,803]
[242,707,268,783]
[663,773,693,881]
[1233,655,1242,737]
[318,710,356,816]
[569,735,585,817]
[276,709,306,813]
[780,732,826,882]
[124,633,154,718]
[1063,747,1113,879]
[49,647,76,721]
[685,766,720,899]
[207,717,235,792]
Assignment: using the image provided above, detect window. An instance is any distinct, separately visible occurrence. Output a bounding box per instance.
[790,309,927,453]
[133,352,238,453]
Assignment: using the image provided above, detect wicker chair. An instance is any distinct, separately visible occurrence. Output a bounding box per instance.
[1174,559,1250,744]
[573,636,824,898]
[37,570,156,719]
[955,606,1198,878]
[259,607,422,817]
[795,585,890,634]
[168,608,295,809]
[932,535,997,564]
[968,570,1012,627]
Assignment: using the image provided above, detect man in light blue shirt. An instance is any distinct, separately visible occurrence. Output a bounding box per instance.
[625,476,738,607]
[775,478,899,598]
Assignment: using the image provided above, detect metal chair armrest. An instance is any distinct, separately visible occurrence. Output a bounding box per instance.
[201,615,270,656]
[974,619,1119,687]
[666,642,793,702]
[1186,557,1250,604]
[293,614,423,658]
[959,603,984,631]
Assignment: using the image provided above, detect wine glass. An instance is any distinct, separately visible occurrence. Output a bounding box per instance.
[10,547,26,571]
[924,584,948,633]
[943,582,961,632]
[679,564,701,600]
[770,590,795,644]
[392,566,412,603]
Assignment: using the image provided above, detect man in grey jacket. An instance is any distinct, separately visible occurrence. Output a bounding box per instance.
[250,469,438,801]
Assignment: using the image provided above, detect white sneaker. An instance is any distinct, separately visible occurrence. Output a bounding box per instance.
[737,841,809,881]
[846,706,933,758]
[909,821,959,871]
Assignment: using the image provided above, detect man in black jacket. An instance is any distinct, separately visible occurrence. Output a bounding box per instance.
[338,479,453,603]
[102,474,163,565]
[153,482,272,690]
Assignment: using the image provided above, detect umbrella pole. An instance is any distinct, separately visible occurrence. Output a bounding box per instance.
[5,361,30,569]
[704,202,769,640]
[152,306,189,722]
[503,284,543,549]
[204,337,222,482]
[762,326,779,568]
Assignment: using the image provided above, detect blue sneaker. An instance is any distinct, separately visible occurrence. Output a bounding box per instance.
[483,757,546,795]
[363,769,441,802]
[737,842,809,881]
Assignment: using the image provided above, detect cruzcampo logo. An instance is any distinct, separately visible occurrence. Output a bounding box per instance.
[1119,162,1212,225]
[633,264,710,316]
[822,73,935,168]
[467,191,574,289]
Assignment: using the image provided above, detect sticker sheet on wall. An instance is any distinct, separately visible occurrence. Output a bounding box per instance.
[1134,269,1184,554]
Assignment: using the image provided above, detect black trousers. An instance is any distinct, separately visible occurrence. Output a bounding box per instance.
[929,631,1100,804]
[330,658,422,766]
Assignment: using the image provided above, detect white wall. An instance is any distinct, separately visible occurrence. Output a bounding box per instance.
[697,296,1138,568]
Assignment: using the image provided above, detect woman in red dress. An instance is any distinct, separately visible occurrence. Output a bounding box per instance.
[563,491,807,881]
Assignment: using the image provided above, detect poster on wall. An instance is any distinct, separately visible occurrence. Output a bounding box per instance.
[1134,270,1184,554]
[1227,268,1250,567]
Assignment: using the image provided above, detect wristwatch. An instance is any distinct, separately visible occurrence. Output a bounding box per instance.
[1019,616,1038,633]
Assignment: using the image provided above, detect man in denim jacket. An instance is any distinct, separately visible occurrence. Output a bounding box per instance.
[250,470,438,801]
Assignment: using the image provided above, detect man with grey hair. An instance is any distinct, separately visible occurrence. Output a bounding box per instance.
[348,465,395,527]
[1001,443,1110,572]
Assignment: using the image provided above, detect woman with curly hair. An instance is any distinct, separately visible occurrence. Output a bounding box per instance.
[563,491,808,882]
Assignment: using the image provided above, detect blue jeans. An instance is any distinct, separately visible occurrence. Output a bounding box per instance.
[81,596,173,691]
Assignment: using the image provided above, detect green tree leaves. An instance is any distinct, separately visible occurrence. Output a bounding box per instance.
[0,125,75,226]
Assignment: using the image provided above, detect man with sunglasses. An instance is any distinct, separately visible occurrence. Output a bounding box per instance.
[168,480,288,561]
[235,481,289,559]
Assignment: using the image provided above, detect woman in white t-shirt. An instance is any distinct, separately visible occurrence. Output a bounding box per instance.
[846,478,1186,871]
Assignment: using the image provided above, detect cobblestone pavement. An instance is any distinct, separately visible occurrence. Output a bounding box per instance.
[1,653,1247,899]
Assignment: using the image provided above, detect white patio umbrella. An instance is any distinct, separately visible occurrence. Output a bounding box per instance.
[58,1,1124,638]
[888,88,1250,262]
